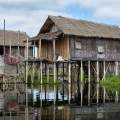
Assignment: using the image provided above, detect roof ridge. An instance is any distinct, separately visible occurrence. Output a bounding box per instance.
[0,29,28,35]
[50,15,119,29]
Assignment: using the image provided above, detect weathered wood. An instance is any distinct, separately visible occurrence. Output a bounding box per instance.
[70,36,120,61]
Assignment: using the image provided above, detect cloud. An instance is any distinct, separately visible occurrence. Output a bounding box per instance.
[0,9,73,36]
[0,0,75,36]
[0,0,120,37]
[79,0,120,19]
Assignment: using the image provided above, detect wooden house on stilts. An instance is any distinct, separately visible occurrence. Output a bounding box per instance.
[29,16,120,105]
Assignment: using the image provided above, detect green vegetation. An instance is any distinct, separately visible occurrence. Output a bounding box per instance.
[21,70,61,88]
[100,75,120,92]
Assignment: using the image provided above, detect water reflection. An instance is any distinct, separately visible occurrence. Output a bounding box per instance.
[32,89,68,102]
[41,103,120,120]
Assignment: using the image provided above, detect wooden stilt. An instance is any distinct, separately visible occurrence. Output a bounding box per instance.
[32,61,35,108]
[62,62,65,103]
[53,39,56,120]
[68,61,71,104]
[47,63,49,101]
[25,38,29,120]
[40,61,43,107]
[96,60,99,105]
[80,60,83,107]
[115,61,119,103]
[88,61,91,106]
[103,61,106,104]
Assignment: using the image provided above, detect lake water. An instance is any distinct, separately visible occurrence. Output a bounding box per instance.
[40,103,120,120]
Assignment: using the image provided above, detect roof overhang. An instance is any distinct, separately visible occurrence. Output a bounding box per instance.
[29,31,62,42]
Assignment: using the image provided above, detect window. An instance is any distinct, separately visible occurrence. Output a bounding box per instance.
[75,40,82,49]
[97,46,104,54]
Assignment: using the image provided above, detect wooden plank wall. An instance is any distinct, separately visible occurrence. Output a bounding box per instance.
[40,35,70,61]
[70,36,120,60]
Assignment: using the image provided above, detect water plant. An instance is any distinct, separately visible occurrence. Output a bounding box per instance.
[100,75,120,92]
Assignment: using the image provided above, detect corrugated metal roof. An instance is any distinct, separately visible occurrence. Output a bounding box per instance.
[0,30,29,46]
[45,16,120,39]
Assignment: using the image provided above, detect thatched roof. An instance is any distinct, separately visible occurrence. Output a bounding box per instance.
[0,30,29,46]
[40,15,120,39]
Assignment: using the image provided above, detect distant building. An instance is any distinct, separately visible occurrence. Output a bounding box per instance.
[0,30,30,74]
[0,30,28,57]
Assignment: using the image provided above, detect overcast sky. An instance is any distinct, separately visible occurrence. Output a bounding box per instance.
[0,0,120,36]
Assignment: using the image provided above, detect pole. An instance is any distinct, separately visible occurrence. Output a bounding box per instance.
[17,30,20,57]
[3,19,6,120]
[80,60,83,107]
[88,61,91,106]
[96,60,99,105]
[103,61,106,104]
[53,39,56,120]
[3,19,6,56]
[68,61,71,104]
[115,61,119,103]
[9,40,11,57]
[25,38,29,120]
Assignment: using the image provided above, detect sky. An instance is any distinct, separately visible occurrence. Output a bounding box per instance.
[0,0,120,37]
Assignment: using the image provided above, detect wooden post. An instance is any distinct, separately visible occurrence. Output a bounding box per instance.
[17,30,20,74]
[62,62,65,103]
[68,61,71,104]
[25,38,29,120]
[80,60,83,107]
[96,60,99,105]
[39,39,41,59]
[3,19,6,56]
[103,61,106,104]
[88,61,91,106]
[47,63,49,101]
[17,30,20,56]
[33,41,35,58]
[32,61,35,107]
[53,39,56,120]
[39,38,42,118]
[115,61,119,103]
[9,40,12,57]
[40,61,43,107]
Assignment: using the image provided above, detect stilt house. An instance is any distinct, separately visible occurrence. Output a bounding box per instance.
[30,16,120,61]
